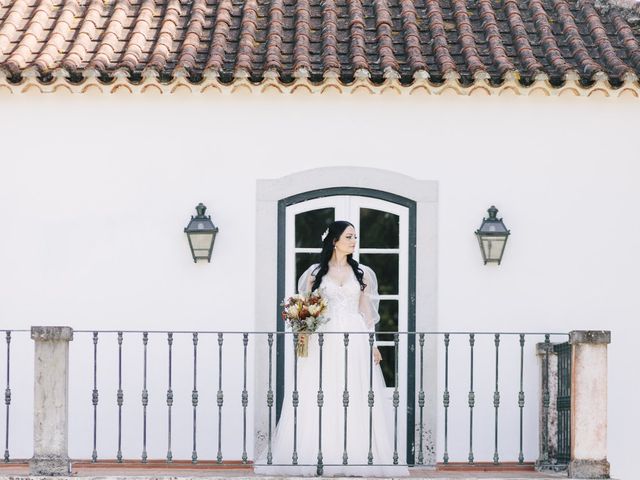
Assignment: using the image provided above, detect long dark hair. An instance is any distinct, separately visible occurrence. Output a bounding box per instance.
[311,221,366,291]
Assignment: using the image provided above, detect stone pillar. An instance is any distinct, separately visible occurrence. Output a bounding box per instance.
[29,326,73,476]
[535,340,558,470]
[568,330,611,479]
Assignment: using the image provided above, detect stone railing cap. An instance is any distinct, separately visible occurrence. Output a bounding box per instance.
[31,326,74,341]
[569,330,610,345]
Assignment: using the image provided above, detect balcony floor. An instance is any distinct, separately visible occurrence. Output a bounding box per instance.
[0,460,570,479]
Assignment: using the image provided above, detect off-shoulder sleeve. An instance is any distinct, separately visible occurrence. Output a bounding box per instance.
[358,264,380,330]
[297,263,320,295]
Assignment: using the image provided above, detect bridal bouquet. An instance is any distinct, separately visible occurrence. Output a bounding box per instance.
[281,290,328,357]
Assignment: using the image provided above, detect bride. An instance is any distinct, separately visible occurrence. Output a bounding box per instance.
[255,221,409,477]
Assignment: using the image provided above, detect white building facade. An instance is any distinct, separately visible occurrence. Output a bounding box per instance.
[1,1,638,478]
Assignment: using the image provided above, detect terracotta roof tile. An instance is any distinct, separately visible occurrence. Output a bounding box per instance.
[528,0,574,78]
[348,0,369,71]
[551,0,602,76]
[424,0,457,76]
[236,0,259,73]
[399,0,428,73]
[0,0,639,86]
[611,10,640,71]
[503,0,543,76]
[320,0,340,72]
[265,0,285,72]
[451,0,486,76]
[293,0,312,72]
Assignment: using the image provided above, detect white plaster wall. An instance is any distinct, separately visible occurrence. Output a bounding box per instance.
[0,93,637,479]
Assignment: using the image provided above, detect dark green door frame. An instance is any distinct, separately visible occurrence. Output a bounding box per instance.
[276,187,418,465]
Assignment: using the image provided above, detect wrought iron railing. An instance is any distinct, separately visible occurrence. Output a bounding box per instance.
[64,330,569,469]
[0,329,32,463]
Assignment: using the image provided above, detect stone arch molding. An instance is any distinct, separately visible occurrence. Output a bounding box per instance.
[253,166,439,465]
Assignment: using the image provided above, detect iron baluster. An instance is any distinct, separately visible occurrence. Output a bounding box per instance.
[443,333,450,464]
[242,333,249,464]
[117,332,123,463]
[393,333,400,465]
[368,333,374,465]
[166,333,173,463]
[92,332,98,463]
[217,333,224,464]
[468,333,475,464]
[316,333,324,476]
[518,334,525,464]
[141,332,148,463]
[292,333,299,465]
[267,333,274,465]
[4,331,11,463]
[418,333,425,465]
[493,334,500,465]
[192,332,198,463]
[342,333,349,465]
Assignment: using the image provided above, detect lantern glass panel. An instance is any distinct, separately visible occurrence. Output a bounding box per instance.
[482,237,506,262]
[190,232,214,252]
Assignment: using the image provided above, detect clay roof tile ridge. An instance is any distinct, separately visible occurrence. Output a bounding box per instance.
[4,0,54,73]
[581,0,631,78]
[550,0,602,78]
[424,0,457,76]
[476,0,516,77]
[320,0,340,74]
[148,0,183,72]
[450,0,486,76]
[176,0,208,72]
[373,0,399,72]
[265,0,285,73]
[399,0,428,74]
[235,0,259,74]
[293,0,312,72]
[33,0,81,73]
[502,0,543,77]
[610,10,640,71]
[0,0,32,58]
[89,0,129,72]
[347,0,369,71]
[527,0,573,77]
[61,0,104,72]
[119,0,156,72]
[205,0,234,72]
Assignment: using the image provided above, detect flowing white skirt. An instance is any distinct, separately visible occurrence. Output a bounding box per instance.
[254,313,409,477]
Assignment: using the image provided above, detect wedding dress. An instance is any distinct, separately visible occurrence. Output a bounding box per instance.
[254,264,409,477]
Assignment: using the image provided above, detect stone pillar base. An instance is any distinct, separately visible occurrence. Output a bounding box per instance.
[29,455,71,476]
[568,459,610,479]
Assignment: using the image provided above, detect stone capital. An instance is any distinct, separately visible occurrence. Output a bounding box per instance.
[536,341,558,356]
[31,326,73,342]
[569,330,610,345]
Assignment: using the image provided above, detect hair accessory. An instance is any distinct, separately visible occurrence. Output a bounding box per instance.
[321,228,329,242]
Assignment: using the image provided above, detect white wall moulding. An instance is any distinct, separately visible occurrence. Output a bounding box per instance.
[29,326,73,476]
[254,167,438,466]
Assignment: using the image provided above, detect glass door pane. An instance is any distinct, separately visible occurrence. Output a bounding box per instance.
[294,207,334,286]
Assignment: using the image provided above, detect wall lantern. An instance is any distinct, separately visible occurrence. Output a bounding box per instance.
[184,203,219,263]
[475,205,510,265]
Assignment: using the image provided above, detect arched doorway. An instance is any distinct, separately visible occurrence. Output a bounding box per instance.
[276,187,416,464]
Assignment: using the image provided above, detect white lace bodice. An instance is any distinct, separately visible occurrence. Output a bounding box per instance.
[297,263,381,331]
[319,274,362,319]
